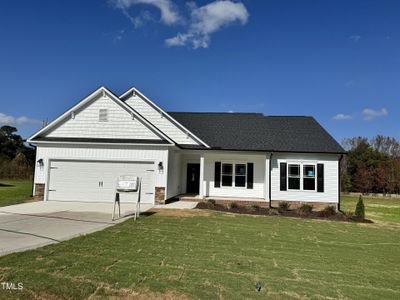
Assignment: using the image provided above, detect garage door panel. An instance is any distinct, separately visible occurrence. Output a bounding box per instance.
[48,160,155,204]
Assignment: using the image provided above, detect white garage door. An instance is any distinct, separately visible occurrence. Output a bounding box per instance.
[48,160,155,204]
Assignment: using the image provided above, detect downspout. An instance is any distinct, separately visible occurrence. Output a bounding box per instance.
[269,152,273,209]
[338,154,343,213]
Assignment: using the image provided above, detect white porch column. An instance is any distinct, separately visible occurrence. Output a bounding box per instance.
[265,153,271,202]
[199,154,205,198]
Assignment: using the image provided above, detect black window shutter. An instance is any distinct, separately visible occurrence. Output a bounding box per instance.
[214,162,221,188]
[280,162,287,191]
[247,163,254,189]
[317,164,324,192]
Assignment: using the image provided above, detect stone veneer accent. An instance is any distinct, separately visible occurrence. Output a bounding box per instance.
[155,187,166,204]
[34,184,45,201]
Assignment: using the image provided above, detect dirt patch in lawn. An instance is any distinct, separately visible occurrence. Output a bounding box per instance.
[149,208,212,218]
[196,202,373,223]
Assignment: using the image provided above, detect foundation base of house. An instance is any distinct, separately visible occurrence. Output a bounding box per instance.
[34,184,45,201]
[172,194,337,211]
[175,194,269,208]
[155,187,166,205]
[270,200,337,211]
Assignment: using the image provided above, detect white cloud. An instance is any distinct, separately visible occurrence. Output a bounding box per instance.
[111,0,181,27]
[362,108,388,121]
[332,113,353,121]
[166,0,249,49]
[0,113,41,126]
[344,80,355,87]
[114,29,125,42]
[349,35,361,42]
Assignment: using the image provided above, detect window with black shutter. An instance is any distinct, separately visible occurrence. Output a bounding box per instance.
[280,162,287,191]
[214,162,221,187]
[246,163,253,189]
[317,164,324,192]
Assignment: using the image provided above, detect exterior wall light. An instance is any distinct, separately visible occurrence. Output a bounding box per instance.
[158,162,164,171]
[37,159,44,167]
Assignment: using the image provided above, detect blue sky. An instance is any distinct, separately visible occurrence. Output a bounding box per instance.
[0,0,399,142]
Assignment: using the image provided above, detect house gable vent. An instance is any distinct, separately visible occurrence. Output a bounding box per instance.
[99,109,108,122]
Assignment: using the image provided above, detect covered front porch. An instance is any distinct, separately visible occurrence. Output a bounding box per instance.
[166,149,269,203]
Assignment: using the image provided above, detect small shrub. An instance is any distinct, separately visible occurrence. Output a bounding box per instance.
[344,210,354,218]
[278,202,291,213]
[299,204,313,215]
[269,208,280,215]
[247,204,260,212]
[355,195,365,220]
[206,199,216,208]
[251,204,260,211]
[227,202,238,210]
[318,205,336,217]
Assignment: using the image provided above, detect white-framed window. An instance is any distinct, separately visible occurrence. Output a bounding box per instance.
[287,163,317,191]
[303,165,316,191]
[288,164,300,190]
[221,163,233,187]
[235,164,246,187]
[221,163,247,187]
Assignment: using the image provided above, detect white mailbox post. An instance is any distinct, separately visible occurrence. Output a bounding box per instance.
[113,175,141,221]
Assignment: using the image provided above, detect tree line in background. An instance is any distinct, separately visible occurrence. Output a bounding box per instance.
[0,126,35,179]
[341,135,400,195]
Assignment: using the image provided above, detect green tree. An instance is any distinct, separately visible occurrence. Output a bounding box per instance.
[355,195,365,220]
[0,125,25,159]
[0,125,35,179]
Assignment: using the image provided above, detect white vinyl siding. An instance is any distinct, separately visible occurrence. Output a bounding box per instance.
[203,152,266,199]
[45,94,161,140]
[166,149,182,199]
[34,144,168,190]
[124,94,200,145]
[48,160,155,203]
[271,153,339,203]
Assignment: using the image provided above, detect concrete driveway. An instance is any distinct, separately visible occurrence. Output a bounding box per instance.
[0,201,153,256]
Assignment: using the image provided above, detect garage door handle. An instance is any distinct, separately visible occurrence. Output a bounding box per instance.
[145,192,154,195]
[48,189,56,192]
[146,170,155,172]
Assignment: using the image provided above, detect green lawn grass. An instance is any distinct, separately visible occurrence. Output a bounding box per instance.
[1,207,399,299]
[0,180,33,207]
[341,194,400,224]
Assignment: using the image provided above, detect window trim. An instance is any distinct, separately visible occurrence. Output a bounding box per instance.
[234,163,247,187]
[303,164,316,191]
[220,162,248,188]
[221,163,233,187]
[287,164,301,191]
[285,162,318,192]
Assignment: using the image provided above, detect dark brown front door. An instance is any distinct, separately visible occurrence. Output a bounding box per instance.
[186,163,200,194]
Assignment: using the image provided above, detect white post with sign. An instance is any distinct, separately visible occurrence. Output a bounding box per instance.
[113,175,142,221]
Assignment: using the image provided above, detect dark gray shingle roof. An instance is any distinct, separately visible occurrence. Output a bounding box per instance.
[168,112,345,154]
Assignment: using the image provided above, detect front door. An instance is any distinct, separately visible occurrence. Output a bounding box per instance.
[186,163,200,194]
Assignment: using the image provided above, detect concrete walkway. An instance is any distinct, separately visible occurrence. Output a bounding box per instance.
[0,201,152,256]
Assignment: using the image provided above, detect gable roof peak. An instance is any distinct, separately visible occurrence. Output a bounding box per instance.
[119,87,211,148]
